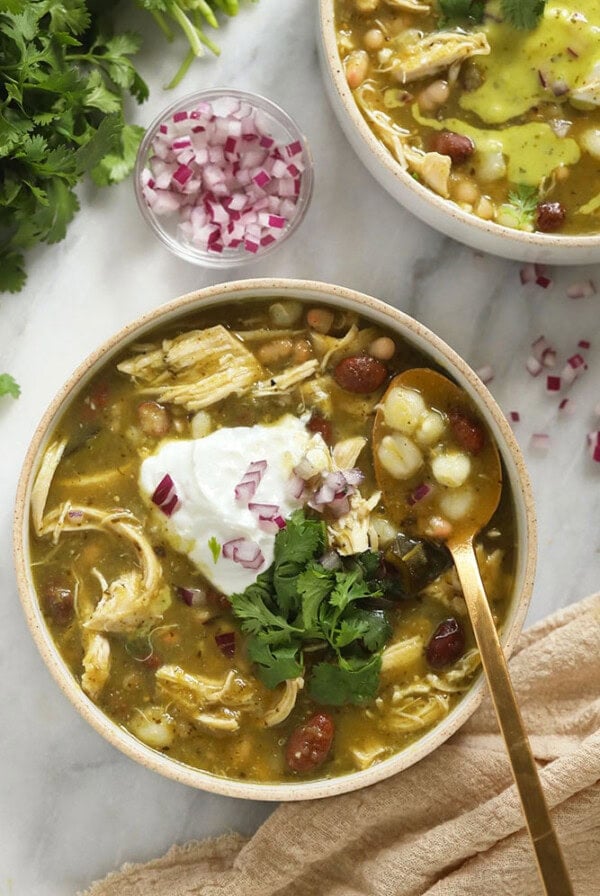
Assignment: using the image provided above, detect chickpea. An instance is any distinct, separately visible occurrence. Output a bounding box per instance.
[363,28,384,51]
[475,196,494,220]
[417,79,449,113]
[344,50,369,90]
[368,336,396,361]
[257,338,293,366]
[307,308,334,334]
[292,338,313,364]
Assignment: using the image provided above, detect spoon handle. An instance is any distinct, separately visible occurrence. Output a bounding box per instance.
[450,540,573,896]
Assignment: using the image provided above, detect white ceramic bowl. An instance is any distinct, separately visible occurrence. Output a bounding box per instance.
[13,279,536,801]
[319,0,600,265]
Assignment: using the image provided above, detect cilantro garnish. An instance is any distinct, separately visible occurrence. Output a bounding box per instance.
[230,510,392,705]
[498,184,539,231]
[208,536,221,564]
[438,0,485,26]
[500,0,546,30]
[0,374,20,400]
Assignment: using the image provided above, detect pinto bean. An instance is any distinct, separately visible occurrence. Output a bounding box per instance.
[536,201,566,233]
[42,581,74,626]
[429,131,475,165]
[334,355,388,393]
[285,712,335,773]
[344,50,369,90]
[307,413,333,445]
[448,408,486,455]
[426,617,465,668]
[137,401,170,437]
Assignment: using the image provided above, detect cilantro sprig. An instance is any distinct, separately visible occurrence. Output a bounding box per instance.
[0,374,20,400]
[230,511,393,706]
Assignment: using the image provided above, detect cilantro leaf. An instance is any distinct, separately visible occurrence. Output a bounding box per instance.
[309,655,382,706]
[247,639,303,689]
[438,0,485,25]
[498,184,539,232]
[501,0,546,30]
[208,536,220,564]
[356,609,392,653]
[329,569,371,613]
[296,562,335,633]
[0,373,20,399]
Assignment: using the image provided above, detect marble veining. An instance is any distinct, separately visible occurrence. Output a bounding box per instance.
[0,1,599,893]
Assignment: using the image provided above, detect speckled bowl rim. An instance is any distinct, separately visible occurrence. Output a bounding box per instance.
[318,0,600,258]
[13,278,536,801]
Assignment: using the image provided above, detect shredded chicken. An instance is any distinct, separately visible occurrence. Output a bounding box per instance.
[117,326,264,412]
[264,677,304,727]
[253,360,319,396]
[39,505,167,634]
[388,31,490,84]
[380,635,424,675]
[156,666,257,732]
[31,438,67,535]
[81,633,111,700]
[384,0,430,10]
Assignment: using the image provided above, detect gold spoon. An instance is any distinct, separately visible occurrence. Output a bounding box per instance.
[373,368,573,896]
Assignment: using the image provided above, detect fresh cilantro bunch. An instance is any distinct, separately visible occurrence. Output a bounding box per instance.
[231,510,393,706]
[497,184,539,231]
[0,0,147,294]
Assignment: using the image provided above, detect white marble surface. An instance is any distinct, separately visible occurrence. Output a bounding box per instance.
[1,2,599,893]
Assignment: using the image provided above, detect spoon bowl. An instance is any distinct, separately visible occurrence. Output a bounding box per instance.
[374,368,573,896]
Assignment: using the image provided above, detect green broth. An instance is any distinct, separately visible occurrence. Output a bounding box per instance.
[29,298,515,782]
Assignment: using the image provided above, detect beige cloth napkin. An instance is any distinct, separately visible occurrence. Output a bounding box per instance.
[83,593,600,896]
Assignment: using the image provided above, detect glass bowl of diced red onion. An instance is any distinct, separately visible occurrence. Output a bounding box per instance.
[134,88,314,267]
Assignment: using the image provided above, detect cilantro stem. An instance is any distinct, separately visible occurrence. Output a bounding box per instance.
[150,9,175,42]
[166,2,205,57]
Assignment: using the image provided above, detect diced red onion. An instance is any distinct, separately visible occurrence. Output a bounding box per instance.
[288,474,305,500]
[587,431,600,462]
[560,354,587,387]
[151,474,180,517]
[141,97,307,257]
[526,356,543,376]
[234,460,267,503]
[531,336,556,367]
[177,586,207,607]
[567,280,596,299]
[509,411,520,423]
[536,274,552,289]
[530,433,550,451]
[215,631,236,658]
[546,375,561,392]
[328,495,351,518]
[558,398,576,416]
[408,482,432,505]
[319,550,342,571]
[222,537,265,570]
[520,264,536,285]
[578,340,591,350]
[475,364,494,385]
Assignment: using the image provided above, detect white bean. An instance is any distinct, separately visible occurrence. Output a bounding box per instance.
[191,410,213,438]
[368,336,396,361]
[364,28,385,51]
[344,50,370,90]
[128,707,175,749]
[417,80,450,113]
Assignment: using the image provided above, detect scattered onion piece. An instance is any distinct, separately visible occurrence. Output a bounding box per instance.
[578,340,591,350]
[566,280,596,299]
[558,398,576,416]
[546,375,561,393]
[587,431,600,462]
[475,365,494,385]
[177,586,207,607]
[526,356,543,377]
[408,482,432,505]
[222,537,265,570]
[509,411,520,423]
[151,474,180,517]
[234,460,268,503]
[530,433,550,452]
[215,631,236,658]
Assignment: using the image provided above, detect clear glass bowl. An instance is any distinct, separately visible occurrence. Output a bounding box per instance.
[134,88,314,268]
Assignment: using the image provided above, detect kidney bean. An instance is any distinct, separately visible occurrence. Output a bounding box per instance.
[429,131,475,165]
[448,408,486,455]
[137,401,170,437]
[536,201,566,233]
[42,581,74,626]
[285,712,335,773]
[426,617,465,668]
[333,355,388,394]
[307,413,333,445]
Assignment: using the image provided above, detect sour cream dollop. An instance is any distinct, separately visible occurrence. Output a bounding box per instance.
[139,415,317,595]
